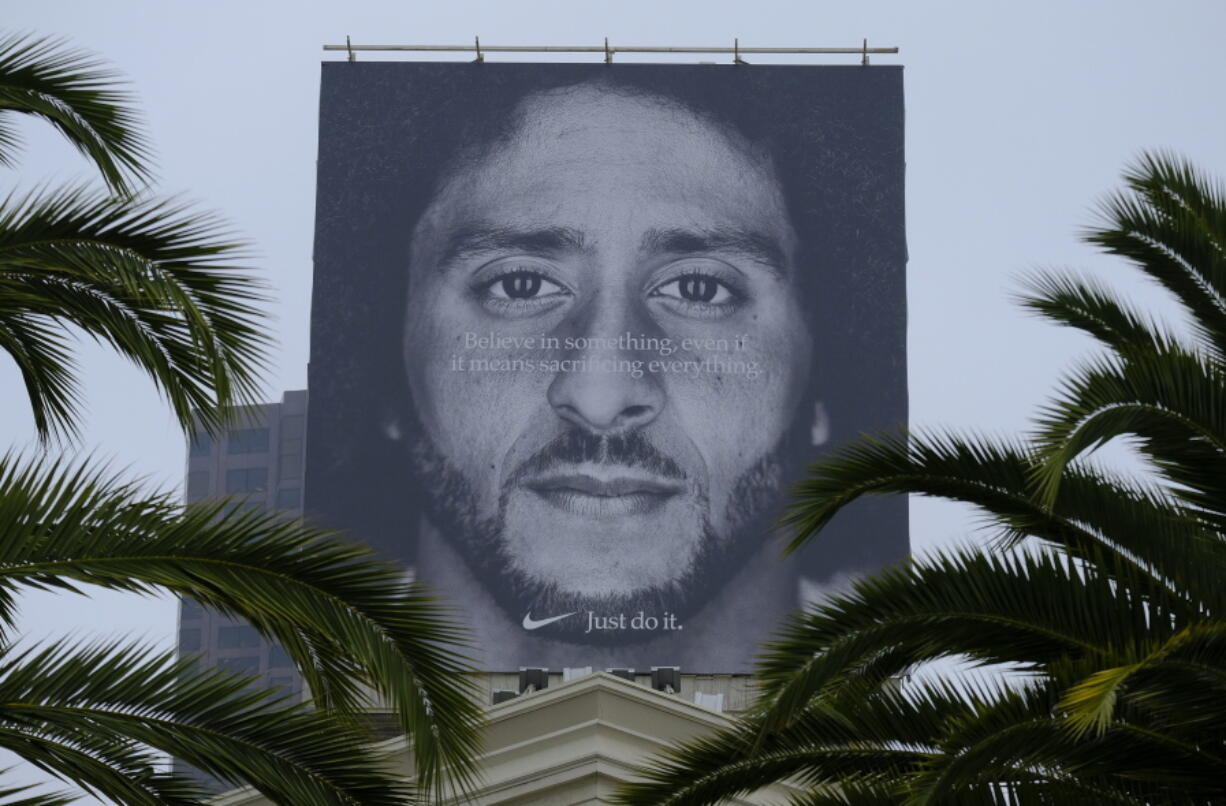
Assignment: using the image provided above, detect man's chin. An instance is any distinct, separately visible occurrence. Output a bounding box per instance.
[501,489,707,590]
[409,428,790,646]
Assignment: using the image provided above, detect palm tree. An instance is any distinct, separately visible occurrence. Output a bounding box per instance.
[0,33,481,804]
[616,153,1226,805]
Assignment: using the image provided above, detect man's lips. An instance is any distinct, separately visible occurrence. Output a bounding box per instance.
[521,469,685,518]
[528,471,684,497]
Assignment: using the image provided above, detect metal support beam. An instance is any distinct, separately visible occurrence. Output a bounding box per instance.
[323,40,900,62]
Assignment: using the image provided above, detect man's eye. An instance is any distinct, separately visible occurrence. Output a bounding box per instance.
[486,270,565,300]
[652,274,735,305]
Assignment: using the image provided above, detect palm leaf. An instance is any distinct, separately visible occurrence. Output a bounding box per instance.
[0,453,484,799]
[0,33,151,193]
[1086,151,1226,358]
[613,678,943,806]
[0,184,269,441]
[623,152,1226,804]
[1032,349,1226,513]
[1035,469,1226,614]
[780,431,1202,613]
[0,639,415,805]
[0,775,77,806]
[1059,621,1226,738]
[1015,269,1183,358]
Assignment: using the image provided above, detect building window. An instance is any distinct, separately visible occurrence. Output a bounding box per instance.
[218,625,262,649]
[280,415,305,440]
[269,675,298,695]
[279,453,302,481]
[268,644,292,668]
[179,628,201,652]
[219,655,261,674]
[275,488,301,511]
[186,470,210,501]
[189,432,213,457]
[227,428,269,454]
[180,597,203,620]
[225,467,267,494]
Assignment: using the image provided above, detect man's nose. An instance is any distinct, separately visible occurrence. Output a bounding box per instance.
[547,294,665,435]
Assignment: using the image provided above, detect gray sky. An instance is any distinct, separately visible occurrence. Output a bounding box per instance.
[3,0,1226,800]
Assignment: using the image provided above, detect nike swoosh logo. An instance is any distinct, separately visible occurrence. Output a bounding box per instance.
[522,611,578,630]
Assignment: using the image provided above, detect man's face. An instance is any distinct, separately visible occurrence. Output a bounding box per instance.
[404,84,812,637]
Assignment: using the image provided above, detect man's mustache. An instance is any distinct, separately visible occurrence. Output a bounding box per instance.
[506,429,687,486]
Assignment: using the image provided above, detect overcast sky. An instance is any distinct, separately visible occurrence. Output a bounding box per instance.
[4,0,1226,800]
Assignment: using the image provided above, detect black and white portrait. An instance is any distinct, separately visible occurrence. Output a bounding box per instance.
[308,63,908,672]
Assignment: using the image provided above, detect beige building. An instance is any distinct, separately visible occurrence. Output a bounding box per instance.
[211,672,797,805]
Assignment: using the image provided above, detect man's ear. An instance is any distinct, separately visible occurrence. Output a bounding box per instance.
[382,403,404,442]
[810,400,830,447]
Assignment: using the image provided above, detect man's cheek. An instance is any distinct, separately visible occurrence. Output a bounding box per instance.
[428,360,545,478]
[667,362,790,487]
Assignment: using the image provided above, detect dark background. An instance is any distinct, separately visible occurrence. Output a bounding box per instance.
[307,62,908,613]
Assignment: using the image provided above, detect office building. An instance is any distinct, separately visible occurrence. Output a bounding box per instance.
[176,390,308,789]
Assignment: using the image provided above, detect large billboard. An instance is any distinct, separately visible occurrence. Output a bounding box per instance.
[307,62,907,673]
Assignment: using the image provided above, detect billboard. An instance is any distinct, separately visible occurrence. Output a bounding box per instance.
[307,62,907,673]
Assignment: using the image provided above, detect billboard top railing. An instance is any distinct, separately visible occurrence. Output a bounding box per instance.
[322,37,899,65]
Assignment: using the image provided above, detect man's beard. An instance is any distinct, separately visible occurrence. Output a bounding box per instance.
[410,428,787,645]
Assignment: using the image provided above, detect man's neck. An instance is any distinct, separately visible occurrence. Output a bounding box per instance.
[415,519,797,673]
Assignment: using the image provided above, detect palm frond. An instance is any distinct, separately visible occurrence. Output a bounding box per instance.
[0,33,151,193]
[0,113,19,171]
[1015,269,1183,358]
[0,453,484,798]
[1058,621,1226,738]
[613,678,945,806]
[785,781,907,806]
[0,184,269,441]
[0,774,77,806]
[781,431,1035,553]
[0,639,415,805]
[1036,468,1226,614]
[781,431,1198,613]
[752,547,1162,738]
[625,153,1226,804]
[1032,349,1226,513]
[0,312,79,444]
[1086,151,1226,359]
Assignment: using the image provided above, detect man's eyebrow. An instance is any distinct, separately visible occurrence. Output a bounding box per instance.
[641,227,791,274]
[436,224,587,268]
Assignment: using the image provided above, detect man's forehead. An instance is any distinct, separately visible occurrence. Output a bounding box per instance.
[422,221,792,278]
[410,82,798,269]
[458,85,777,189]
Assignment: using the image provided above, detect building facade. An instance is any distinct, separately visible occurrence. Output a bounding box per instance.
[177,390,309,788]
[212,672,787,805]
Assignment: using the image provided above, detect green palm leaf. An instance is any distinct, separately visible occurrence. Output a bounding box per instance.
[622,152,1226,804]
[1032,348,1226,513]
[0,639,416,805]
[753,547,1162,737]
[1058,622,1226,738]
[0,29,486,803]
[0,776,77,806]
[1015,269,1182,359]
[1086,152,1226,358]
[781,431,1205,611]
[0,184,268,441]
[0,453,484,799]
[0,33,151,193]
[614,678,941,806]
